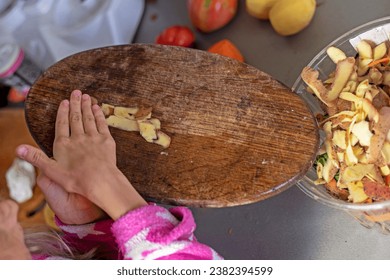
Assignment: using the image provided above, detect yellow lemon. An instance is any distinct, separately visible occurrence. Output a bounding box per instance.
[246,0,280,20]
[269,0,316,36]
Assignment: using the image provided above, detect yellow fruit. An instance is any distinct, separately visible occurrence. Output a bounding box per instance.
[246,0,280,20]
[269,0,316,36]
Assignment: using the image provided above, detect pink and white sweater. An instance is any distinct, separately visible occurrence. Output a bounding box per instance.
[34,205,222,260]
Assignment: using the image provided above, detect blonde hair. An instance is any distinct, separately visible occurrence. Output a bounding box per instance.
[24,226,97,260]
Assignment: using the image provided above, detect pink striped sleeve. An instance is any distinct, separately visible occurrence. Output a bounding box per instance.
[111,205,222,260]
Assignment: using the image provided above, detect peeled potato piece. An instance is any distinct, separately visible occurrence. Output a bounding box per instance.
[101,103,115,117]
[327,46,347,64]
[153,131,171,149]
[138,120,158,143]
[356,40,373,59]
[106,115,139,132]
[102,102,171,149]
[114,106,138,119]
[373,42,387,60]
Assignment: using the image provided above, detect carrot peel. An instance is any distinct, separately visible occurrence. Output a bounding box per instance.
[368,56,390,67]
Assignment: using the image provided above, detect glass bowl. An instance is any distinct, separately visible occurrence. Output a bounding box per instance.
[292,16,390,234]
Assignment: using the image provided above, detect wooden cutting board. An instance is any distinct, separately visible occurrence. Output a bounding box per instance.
[25,44,319,207]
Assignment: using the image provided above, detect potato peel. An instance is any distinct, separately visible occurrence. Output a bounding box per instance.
[100,103,171,149]
[302,40,390,203]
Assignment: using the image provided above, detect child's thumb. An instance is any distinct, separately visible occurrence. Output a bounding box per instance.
[16,145,50,168]
[16,145,65,183]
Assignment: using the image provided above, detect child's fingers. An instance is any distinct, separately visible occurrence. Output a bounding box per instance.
[69,90,84,136]
[55,99,70,139]
[92,104,111,135]
[81,94,98,135]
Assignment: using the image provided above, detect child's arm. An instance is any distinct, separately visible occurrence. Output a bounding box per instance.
[55,217,120,259]
[111,204,222,260]
[53,204,222,260]
[17,92,220,260]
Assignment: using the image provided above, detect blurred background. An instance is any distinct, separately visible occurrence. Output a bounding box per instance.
[0,0,144,106]
[2,0,390,259]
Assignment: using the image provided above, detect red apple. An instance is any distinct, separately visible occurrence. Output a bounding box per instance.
[188,0,238,33]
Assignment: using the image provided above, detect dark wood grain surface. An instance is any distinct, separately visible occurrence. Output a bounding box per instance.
[25,44,319,207]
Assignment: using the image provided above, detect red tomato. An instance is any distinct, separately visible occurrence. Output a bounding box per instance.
[155,26,195,47]
[188,0,238,33]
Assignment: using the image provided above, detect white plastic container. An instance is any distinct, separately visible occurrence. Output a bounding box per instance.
[0,0,145,69]
[39,0,145,68]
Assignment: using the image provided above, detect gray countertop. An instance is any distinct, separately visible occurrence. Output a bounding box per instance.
[134,0,390,259]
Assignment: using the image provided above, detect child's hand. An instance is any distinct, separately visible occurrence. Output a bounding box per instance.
[17,90,147,220]
[0,199,31,259]
[37,172,106,225]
